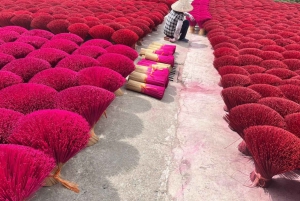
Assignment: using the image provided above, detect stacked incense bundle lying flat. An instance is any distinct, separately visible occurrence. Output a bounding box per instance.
[126,42,176,100]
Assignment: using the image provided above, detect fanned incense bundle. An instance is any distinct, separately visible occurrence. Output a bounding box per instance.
[55,86,115,146]
[0,145,56,200]
[9,110,90,192]
[77,67,126,96]
[126,79,165,100]
[245,126,300,187]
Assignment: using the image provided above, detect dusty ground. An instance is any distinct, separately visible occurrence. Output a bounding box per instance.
[32,18,300,201]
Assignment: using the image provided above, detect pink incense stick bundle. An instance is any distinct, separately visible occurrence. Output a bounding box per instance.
[129,71,167,87]
[140,48,173,56]
[149,46,176,54]
[126,79,165,100]
[134,65,169,86]
[145,53,174,67]
[0,144,56,201]
[149,42,176,53]
[154,49,173,56]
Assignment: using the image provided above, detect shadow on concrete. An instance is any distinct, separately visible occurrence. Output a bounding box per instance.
[113,96,152,114]
[97,109,144,141]
[161,85,177,103]
[32,140,139,201]
[264,177,300,201]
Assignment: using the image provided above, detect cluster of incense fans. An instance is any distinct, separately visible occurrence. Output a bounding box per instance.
[0,0,177,48]
[126,42,176,100]
[187,0,211,35]
[207,0,300,188]
[0,0,176,200]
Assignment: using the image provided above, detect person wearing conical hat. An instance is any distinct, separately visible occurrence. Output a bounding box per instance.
[164,0,194,43]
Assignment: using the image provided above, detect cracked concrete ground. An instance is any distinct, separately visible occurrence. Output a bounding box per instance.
[32,16,300,201]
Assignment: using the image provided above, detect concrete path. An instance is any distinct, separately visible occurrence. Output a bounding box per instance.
[32,19,300,201]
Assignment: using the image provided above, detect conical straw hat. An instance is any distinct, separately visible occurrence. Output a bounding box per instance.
[171,0,193,12]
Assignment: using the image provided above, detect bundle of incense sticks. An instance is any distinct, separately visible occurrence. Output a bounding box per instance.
[137,59,172,72]
[126,42,176,100]
[140,48,173,56]
[125,80,165,100]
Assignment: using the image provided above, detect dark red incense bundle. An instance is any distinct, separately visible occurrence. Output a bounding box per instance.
[261,45,285,53]
[0,71,23,90]
[47,19,70,34]
[56,55,100,72]
[248,84,285,98]
[244,126,300,187]
[0,83,57,114]
[265,68,297,79]
[111,29,139,48]
[72,46,107,59]
[88,25,115,40]
[249,73,282,86]
[213,56,239,70]
[285,113,300,138]
[9,109,90,192]
[31,15,54,30]
[81,39,113,49]
[16,35,49,49]
[22,29,54,40]
[78,67,126,95]
[126,79,165,100]
[67,23,90,40]
[213,47,239,58]
[242,65,266,74]
[282,59,300,71]
[0,144,56,200]
[220,74,251,88]
[2,57,51,82]
[41,39,79,54]
[29,68,78,91]
[55,86,115,145]
[0,42,34,58]
[239,49,263,58]
[278,84,300,104]
[51,33,84,46]
[280,78,300,86]
[224,103,285,137]
[97,53,135,77]
[260,51,284,60]
[10,14,32,29]
[258,97,300,117]
[106,44,138,61]
[0,108,23,144]
[221,87,261,111]
[26,48,69,67]
[218,66,250,76]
